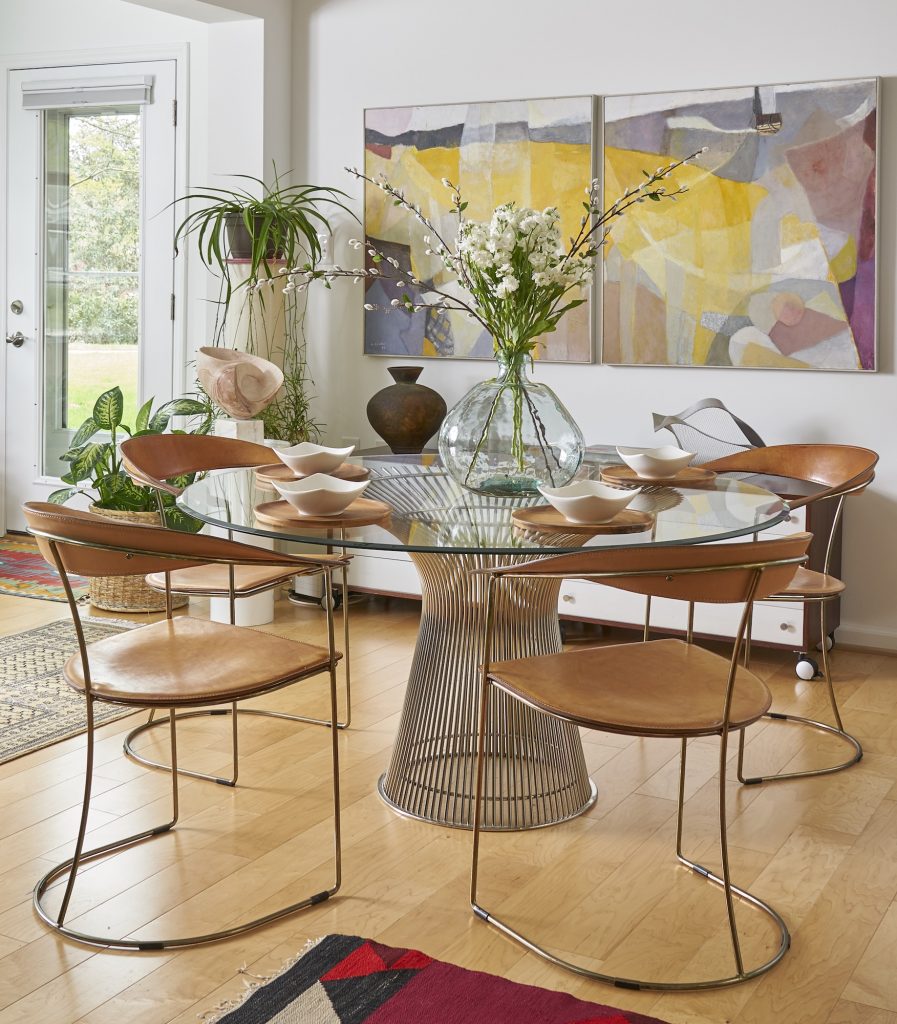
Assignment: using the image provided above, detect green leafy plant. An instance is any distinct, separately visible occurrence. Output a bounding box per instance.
[171,166,356,306]
[48,386,212,529]
[251,295,322,444]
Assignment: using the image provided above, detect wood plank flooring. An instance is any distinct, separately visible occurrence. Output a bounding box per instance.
[0,590,895,1024]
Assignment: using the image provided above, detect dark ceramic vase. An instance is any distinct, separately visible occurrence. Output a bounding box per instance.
[366,366,447,454]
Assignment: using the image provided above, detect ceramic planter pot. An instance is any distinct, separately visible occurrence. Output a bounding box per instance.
[366,366,447,454]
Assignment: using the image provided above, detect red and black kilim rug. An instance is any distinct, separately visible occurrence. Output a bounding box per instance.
[208,934,670,1023]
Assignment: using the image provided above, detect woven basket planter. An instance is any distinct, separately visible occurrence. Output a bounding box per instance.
[87,505,189,613]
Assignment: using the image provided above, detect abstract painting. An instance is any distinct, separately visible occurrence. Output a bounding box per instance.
[363,97,594,362]
[603,79,878,370]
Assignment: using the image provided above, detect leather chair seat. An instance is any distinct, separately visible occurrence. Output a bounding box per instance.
[64,618,338,707]
[769,565,846,599]
[145,563,307,596]
[487,638,772,738]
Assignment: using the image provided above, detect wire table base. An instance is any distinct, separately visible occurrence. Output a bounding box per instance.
[378,549,598,831]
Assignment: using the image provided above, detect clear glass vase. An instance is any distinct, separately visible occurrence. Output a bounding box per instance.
[438,352,585,496]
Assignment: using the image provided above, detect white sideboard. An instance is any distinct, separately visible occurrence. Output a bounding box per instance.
[341,501,837,651]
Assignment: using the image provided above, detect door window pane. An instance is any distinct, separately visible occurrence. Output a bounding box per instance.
[43,108,140,473]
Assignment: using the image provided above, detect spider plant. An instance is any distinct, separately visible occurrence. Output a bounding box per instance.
[171,166,355,306]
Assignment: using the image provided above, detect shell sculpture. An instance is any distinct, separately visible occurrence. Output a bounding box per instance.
[196,347,284,419]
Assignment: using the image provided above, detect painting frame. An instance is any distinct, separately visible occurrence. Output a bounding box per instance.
[600,76,880,373]
[362,94,599,364]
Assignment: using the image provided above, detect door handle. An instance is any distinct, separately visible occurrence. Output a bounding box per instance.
[5,332,25,348]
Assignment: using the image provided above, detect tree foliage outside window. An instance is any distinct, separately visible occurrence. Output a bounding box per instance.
[66,113,140,347]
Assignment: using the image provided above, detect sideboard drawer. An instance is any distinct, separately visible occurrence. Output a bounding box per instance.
[560,579,804,647]
[692,599,804,644]
[559,579,688,632]
[349,550,421,598]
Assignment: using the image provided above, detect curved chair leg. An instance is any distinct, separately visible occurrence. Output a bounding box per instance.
[37,676,342,950]
[36,708,180,946]
[737,599,862,785]
[339,560,352,729]
[470,694,789,990]
[124,702,349,786]
[125,703,240,786]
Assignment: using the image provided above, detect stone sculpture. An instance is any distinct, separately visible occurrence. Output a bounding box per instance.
[196,347,284,419]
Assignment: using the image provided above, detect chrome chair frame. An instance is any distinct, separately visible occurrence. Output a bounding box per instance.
[119,438,354,792]
[124,536,354,786]
[27,520,343,951]
[470,547,807,990]
[736,477,870,784]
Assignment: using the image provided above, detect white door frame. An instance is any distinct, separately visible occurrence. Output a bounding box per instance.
[0,43,189,535]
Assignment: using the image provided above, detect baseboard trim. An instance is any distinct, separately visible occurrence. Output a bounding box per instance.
[835,622,897,654]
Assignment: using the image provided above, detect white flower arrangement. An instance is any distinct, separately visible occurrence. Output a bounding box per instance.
[251,153,704,487]
[255,151,704,368]
[256,148,704,366]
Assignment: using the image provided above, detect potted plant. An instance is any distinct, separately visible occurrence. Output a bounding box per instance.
[172,168,357,445]
[49,385,212,611]
[173,167,353,303]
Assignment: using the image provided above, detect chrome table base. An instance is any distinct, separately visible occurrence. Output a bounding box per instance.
[378,550,597,831]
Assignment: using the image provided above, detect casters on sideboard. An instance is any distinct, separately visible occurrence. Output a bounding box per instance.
[796,655,820,681]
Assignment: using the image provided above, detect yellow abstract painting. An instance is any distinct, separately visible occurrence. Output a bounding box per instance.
[364,98,594,362]
[603,80,878,371]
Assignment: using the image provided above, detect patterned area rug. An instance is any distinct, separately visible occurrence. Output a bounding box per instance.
[0,617,137,764]
[0,532,88,602]
[208,934,670,1023]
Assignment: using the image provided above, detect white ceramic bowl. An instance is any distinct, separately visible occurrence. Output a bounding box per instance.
[537,480,640,524]
[272,474,368,516]
[616,445,695,480]
[275,442,355,476]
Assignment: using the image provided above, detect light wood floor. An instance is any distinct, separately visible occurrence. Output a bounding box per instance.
[0,590,895,1024]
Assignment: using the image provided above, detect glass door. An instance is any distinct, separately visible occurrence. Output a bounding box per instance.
[4,60,177,531]
[43,106,142,469]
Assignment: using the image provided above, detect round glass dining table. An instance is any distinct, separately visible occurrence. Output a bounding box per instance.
[179,449,789,832]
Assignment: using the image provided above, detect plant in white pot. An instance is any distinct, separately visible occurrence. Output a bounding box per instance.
[49,386,211,612]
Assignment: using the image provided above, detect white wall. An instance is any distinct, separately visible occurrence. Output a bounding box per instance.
[291,0,897,649]
[0,0,206,53]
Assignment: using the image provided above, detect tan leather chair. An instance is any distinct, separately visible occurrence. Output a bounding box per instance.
[23,500,346,951]
[120,433,300,601]
[704,444,878,783]
[470,533,811,990]
[119,433,354,789]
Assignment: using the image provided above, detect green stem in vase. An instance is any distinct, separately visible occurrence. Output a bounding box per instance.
[463,379,507,486]
[511,377,524,472]
[462,347,531,484]
[520,383,562,484]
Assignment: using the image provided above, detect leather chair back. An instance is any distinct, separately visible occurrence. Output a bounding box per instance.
[23,501,346,579]
[703,444,878,507]
[120,434,276,496]
[485,533,811,605]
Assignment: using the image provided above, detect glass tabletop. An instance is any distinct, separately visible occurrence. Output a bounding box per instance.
[177,449,792,556]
